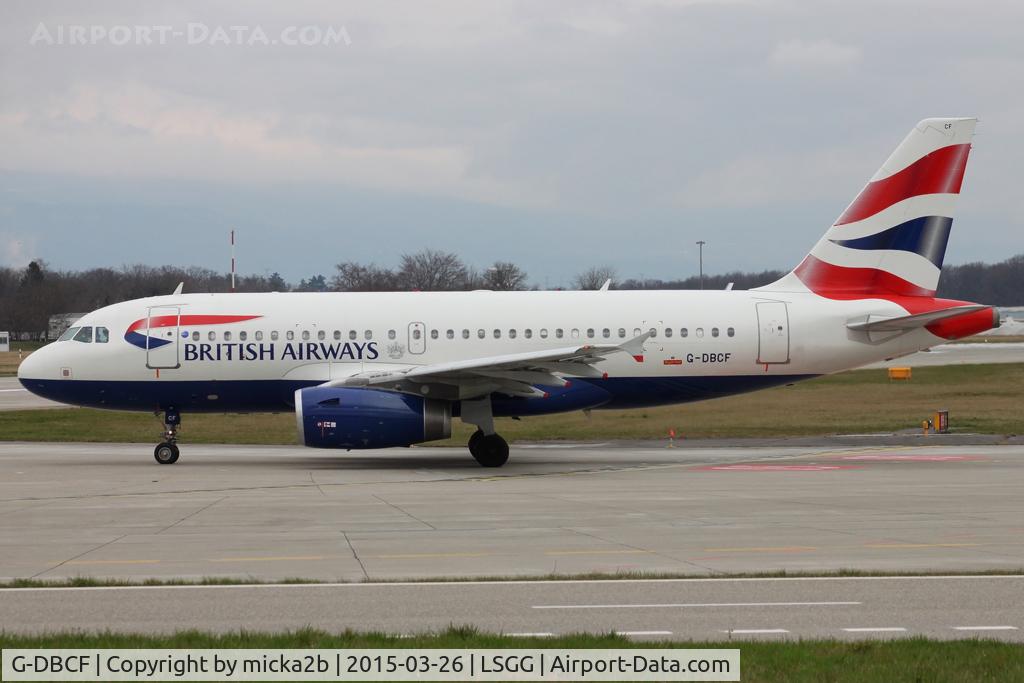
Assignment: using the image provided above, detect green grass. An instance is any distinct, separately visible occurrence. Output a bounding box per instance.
[2,363,1022,444]
[0,628,1020,682]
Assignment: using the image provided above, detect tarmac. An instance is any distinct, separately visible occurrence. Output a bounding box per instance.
[0,441,1021,584]
[1,576,1022,640]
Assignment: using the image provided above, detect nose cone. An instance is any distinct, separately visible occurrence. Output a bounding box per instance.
[17,344,57,386]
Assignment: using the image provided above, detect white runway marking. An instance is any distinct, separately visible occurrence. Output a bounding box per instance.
[507,633,554,637]
[533,601,861,610]
[952,626,1018,631]
[0,389,25,393]
[616,630,673,636]
[843,627,907,633]
[722,629,789,634]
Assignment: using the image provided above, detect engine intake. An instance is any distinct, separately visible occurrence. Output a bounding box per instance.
[295,387,451,449]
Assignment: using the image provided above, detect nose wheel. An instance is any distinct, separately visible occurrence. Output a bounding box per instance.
[154,442,179,465]
[153,408,182,465]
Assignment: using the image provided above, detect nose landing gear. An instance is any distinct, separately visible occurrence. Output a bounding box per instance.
[154,408,181,465]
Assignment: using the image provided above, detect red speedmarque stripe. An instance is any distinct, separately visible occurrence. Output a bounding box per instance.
[127,314,261,333]
[835,143,970,226]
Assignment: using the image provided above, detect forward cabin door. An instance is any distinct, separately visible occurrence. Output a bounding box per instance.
[146,305,181,369]
[756,301,790,364]
[408,321,426,355]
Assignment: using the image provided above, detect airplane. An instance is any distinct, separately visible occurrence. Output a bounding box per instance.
[17,117,998,466]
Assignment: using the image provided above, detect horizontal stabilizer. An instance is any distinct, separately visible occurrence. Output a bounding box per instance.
[847,305,986,332]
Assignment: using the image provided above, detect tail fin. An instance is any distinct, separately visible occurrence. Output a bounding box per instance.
[762,117,976,297]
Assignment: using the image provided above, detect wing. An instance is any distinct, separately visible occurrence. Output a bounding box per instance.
[321,331,653,400]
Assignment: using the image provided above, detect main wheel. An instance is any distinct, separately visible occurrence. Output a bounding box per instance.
[154,442,180,465]
[472,434,509,468]
[468,429,484,456]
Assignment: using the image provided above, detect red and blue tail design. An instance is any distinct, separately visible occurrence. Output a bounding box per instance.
[764,118,976,299]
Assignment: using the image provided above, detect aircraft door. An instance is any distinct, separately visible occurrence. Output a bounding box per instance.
[756,302,789,364]
[145,306,181,369]
[408,321,426,354]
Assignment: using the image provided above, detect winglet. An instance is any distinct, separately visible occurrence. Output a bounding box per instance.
[619,329,654,362]
[172,282,184,296]
[599,279,611,292]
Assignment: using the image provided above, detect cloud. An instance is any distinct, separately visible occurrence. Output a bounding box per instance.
[769,39,862,70]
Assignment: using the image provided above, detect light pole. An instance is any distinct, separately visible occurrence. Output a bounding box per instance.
[696,240,706,290]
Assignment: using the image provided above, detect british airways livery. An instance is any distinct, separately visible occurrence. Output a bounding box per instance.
[18,118,998,466]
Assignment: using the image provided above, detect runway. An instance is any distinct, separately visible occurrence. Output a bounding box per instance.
[0,576,1021,640]
[0,377,68,410]
[863,341,1024,368]
[0,441,1022,584]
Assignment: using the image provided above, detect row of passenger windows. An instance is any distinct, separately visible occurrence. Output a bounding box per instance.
[57,326,109,343]
[194,326,737,342]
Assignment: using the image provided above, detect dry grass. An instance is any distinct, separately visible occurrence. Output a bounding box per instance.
[0,363,1020,444]
[0,350,30,377]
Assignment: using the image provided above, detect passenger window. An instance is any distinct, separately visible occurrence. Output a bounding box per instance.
[571,328,580,339]
[224,331,232,341]
[95,327,109,343]
[509,329,517,339]
[271,331,279,341]
[525,329,532,339]
[649,327,657,338]
[58,326,80,342]
[301,330,309,341]
[618,328,626,338]
[208,331,216,341]
[633,328,641,336]
[364,330,373,340]
[388,329,396,340]
[556,328,564,338]
[727,327,735,337]
[447,329,455,339]
[286,331,294,340]
[493,329,501,339]
[712,327,720,338]
[586,328,595,338]
[696,328,705,338]
[540,329,548,339]
[349,330,357,340]
[333,330,341,341]
[413,329,422,340]
[681,328,688,338]
[462,329,470,339]
[192,331,199,342]
[431,329,439,339]
[317,330,326,341]
[477,329,485,339]
[240,331,248,341]
[602,328,610,338]
[73,326,93,343]
[256,331,264,341]
[665,328,673,338]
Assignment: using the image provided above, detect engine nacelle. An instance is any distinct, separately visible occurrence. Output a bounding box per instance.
[295,387,451,449]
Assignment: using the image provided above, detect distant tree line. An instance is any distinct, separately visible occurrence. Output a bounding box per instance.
[1,251,1021,338]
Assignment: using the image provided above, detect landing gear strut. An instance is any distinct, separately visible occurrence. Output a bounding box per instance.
[461,396,509,467]
[154,408,181,465]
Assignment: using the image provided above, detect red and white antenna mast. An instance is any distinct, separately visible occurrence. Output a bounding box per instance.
[230,229,236,293]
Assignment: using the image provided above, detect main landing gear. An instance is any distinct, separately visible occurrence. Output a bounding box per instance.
[468,429,509,468]
[461,396,509,467]
[154,408,181,465]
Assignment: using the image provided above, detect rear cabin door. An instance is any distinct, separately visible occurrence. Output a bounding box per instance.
[146,305,181,369]
[756,301,790,364]
[408,322,426,354]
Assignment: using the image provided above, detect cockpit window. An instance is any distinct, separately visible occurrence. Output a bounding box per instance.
[73,326,93,343]
[95,327,109,343]
[58,326,81,342]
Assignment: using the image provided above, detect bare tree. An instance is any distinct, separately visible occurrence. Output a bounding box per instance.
[397,249,468,291]
[331,262,398,291]
[573,265,617,290]
[482,261,528,291]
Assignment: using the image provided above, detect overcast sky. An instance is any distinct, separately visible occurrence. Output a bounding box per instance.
[2,0,1022,286]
